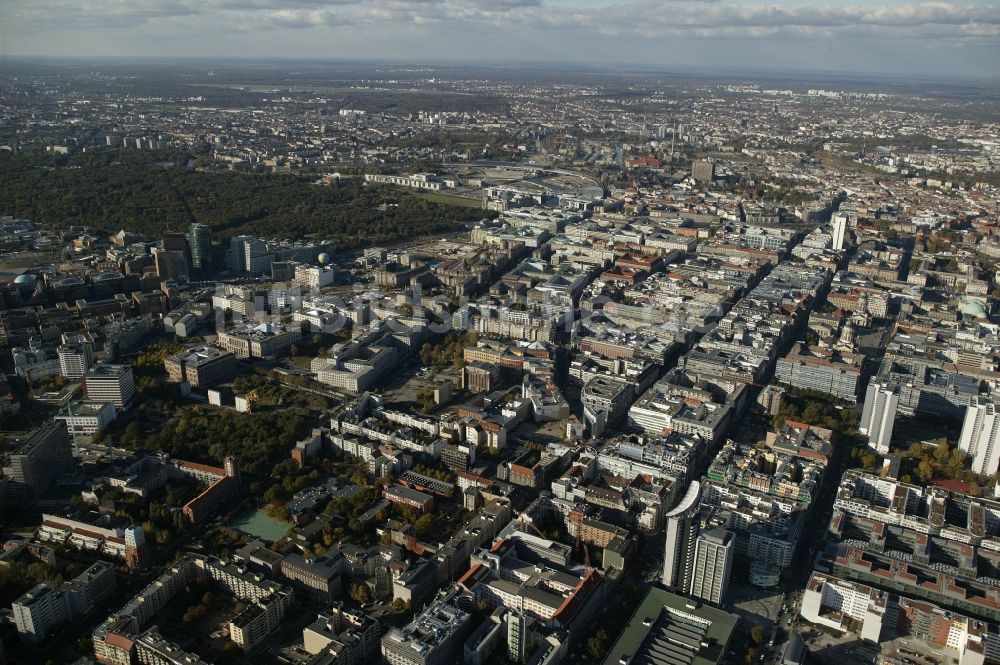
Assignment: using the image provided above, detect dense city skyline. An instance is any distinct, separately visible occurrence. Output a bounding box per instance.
[1,11,1000,665]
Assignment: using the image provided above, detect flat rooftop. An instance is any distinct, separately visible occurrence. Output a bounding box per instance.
[85,364,131,378]
[167,346,233,365]
[601,587,738,665]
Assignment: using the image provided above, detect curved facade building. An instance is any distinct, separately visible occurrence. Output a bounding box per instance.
[662,481,702,592]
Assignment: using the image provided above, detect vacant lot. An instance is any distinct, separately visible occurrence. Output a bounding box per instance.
[417,191,484,208]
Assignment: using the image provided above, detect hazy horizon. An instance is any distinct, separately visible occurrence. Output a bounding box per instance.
[3,53,1000,82]
[3,0,999,81]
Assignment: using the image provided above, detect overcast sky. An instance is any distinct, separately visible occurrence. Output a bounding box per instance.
[2,0,999,79]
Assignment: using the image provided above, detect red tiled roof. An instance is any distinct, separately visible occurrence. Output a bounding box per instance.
[178,460,225,476]
[457,563,483,586]
[553,569,600,622]
[104,632,134,652]
[933,479,971,493]
[490,538,511,553]
[184,475,237,510]
[72,528,105,541]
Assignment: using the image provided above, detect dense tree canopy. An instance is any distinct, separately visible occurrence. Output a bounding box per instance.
[0,149,487,248]
[771,385,858,436]
[127,406,311,475]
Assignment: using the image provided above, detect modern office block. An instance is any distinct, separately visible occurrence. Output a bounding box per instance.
[188,223,212,271]
[662,482,702,593]
[690,528,735,605]
[164,346,238,388]
[381,589,472,665]
[2,421,73,497]
[832,213,848,251]
[83,364,137,407]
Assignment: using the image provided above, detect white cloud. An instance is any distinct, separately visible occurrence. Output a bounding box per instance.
[267,7,347,28]
[2,1,998,53]
[519,2,1000,39]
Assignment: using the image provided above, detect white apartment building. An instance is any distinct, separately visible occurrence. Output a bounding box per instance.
[959,396,1000,476]
[58,340,94,379]
[55,401,117,435]
[800,572,888,643]
[13,584,64,644]
[294,263,336,289]
[364,173,445,191]
[860,381,899,454]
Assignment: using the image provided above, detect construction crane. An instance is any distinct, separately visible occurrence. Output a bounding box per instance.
[518,513,546,539]
[62,399,114,460]
[61,399,81,458]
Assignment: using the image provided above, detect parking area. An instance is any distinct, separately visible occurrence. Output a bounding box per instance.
[880,635,957,665]
[381,363,461,410]
[728,582,785,626]
[801,626,879,665]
